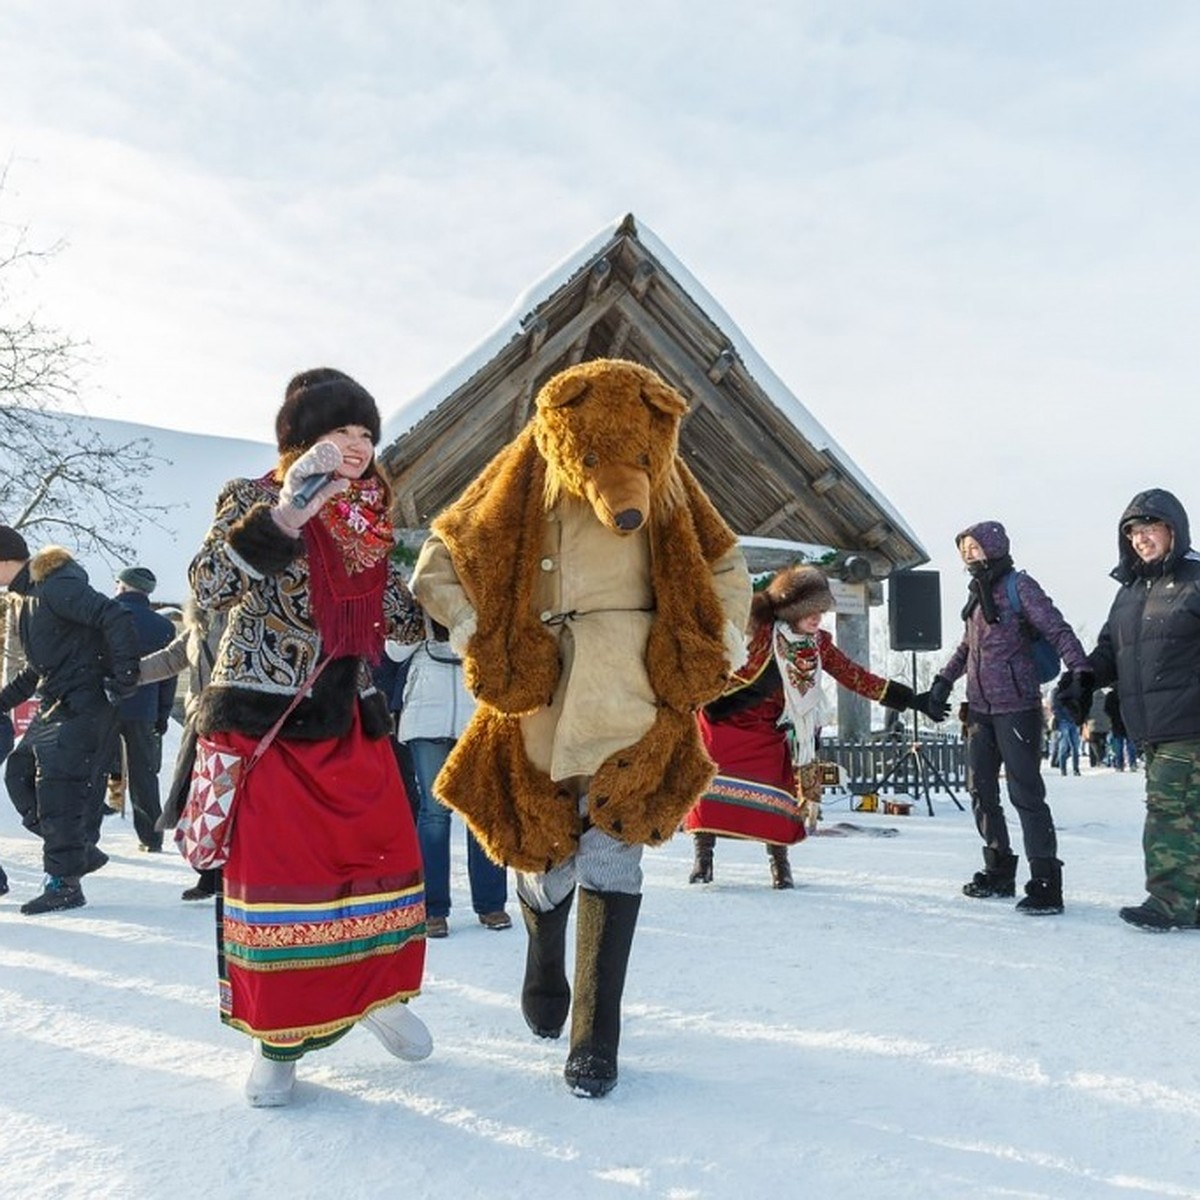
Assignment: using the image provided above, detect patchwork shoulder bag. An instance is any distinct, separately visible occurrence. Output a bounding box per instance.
[175,659,329,870]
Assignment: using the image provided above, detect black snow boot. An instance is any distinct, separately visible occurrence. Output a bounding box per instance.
[519,890,575,1039]
[767,843,794,890]
[1016,858,1064,915]
[21,875,85,915]
[564,889,641,1098]
[962,848,1019,898]
[688,833,715,884]
[1118,899,1199,931]
[0,863,8,895]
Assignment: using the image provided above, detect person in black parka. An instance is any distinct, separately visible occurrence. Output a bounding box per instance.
[1084,488,1200,930]
[0,527,139,914]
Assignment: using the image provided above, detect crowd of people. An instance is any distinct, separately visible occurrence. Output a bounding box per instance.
[1,360,1197,1110]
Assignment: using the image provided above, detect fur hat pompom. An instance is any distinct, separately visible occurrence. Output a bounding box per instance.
[765,564,833,621]
[275,368,381,452]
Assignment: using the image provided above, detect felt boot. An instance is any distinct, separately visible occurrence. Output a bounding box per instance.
[688,832,715,884]
[520,890,574,1039]
[563,889,641,1098]
[244,1041,296,1108]
[361,1002,433,1061]
[767,843,794,890]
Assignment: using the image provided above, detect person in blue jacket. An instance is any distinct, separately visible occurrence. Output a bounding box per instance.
[100,567,177,852]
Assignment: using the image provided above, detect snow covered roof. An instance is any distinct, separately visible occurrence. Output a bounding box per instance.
[379,214,927,577]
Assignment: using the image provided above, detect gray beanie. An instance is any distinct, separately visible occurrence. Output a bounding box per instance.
[117,566,157,594]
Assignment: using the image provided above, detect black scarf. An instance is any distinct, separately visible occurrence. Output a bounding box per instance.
[961,555,1015,624]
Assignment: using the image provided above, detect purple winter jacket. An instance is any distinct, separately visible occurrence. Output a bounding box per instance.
[937,521,1088,715]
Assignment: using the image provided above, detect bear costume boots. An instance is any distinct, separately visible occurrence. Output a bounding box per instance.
[563,889,641,1099]
[519,890,575,1039]
[962,848,1019,898]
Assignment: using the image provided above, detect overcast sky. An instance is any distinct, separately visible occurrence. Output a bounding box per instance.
[2,1,1198,641]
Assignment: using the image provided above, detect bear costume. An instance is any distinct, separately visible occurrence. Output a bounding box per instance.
[412,357,751,1096]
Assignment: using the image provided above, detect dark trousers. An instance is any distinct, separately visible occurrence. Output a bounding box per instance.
[967,707,1058,861]
[6,702,118,877]
[106,720,164,849]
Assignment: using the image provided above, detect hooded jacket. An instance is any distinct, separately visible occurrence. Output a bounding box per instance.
[0,547,139,716]
[1089,488,1200,747]
[937,521,1087,715]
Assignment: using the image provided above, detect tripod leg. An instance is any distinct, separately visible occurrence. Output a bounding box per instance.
[916,748,966,812]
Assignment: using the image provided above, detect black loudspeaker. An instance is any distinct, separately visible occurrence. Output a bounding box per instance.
[888,570,942,652]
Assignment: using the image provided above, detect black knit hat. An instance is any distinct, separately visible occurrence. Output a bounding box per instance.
[0,525,30,563]
[274,368,381,452]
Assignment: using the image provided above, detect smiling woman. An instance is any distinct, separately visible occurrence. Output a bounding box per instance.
[186,367,432,1106]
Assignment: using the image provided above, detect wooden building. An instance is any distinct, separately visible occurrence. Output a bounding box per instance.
[377,214,927,736]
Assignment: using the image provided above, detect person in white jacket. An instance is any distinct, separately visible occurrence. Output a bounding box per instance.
[394,621,510,938]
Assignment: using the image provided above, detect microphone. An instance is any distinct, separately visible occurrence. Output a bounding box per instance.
[290,471,335,509]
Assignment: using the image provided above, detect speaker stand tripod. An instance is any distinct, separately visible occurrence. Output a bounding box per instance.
[869,652,965,816]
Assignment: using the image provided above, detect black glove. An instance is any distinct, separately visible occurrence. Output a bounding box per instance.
[913,674,952,723]
[154,716,170,736]
[1056,669,1094,727]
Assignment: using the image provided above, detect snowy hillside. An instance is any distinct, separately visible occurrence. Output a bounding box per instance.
[48,415,276,604]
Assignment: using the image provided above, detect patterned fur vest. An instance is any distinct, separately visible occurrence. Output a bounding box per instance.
[189,475,422,741]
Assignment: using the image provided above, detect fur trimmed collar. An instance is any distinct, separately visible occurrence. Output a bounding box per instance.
[29,545,75,583]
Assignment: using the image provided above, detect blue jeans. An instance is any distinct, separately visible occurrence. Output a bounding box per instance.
[408,738,507,918]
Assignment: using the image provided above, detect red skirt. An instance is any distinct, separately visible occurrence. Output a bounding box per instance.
[685,706,806,846]
[215,711,426,1052]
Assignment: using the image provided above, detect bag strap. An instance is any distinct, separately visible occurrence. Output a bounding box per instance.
[1004,570,1023,618]
[243,656,332,774]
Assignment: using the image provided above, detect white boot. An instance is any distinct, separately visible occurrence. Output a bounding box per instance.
[245,1041,297,1107]
[361,1002,433,1062]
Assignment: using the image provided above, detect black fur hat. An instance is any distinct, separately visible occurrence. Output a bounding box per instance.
[274,368,381,452]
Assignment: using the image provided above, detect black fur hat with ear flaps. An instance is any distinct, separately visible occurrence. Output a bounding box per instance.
[762,564,834,621]
[274,368,381,452]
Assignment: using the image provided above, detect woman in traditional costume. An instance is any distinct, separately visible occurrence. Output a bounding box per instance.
[685,565,946,888]
[189,368,430,1106]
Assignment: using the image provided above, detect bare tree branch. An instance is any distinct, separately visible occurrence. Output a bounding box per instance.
[0,177,179,566]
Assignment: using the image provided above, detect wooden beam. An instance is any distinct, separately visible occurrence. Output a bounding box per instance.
[707,348,736,384]
[630,260,656,300]
[524,315,548,358]
[587,257,612,299]
[752,496,806,536]
[859,521,890,548]
[811,468,840,495]
[612,294,789,468]
[385,286,628,495]
[607,315,632,358]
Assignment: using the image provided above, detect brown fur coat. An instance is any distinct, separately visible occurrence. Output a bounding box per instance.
[412,359,751,871]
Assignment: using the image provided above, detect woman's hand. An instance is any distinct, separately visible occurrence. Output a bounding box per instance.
[271,441,349,534]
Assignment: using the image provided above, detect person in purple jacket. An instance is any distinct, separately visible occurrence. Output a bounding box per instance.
[926,521,1090,914]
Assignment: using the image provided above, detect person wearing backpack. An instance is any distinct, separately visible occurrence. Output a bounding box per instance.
[925,521,1090,914]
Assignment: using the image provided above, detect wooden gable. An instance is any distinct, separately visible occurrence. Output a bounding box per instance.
[379,214,926,579]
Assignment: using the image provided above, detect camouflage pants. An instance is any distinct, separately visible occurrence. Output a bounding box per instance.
[1141,738,1200,918]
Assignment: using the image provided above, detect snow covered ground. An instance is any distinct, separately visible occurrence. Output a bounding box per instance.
[2,748,1196,1200]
